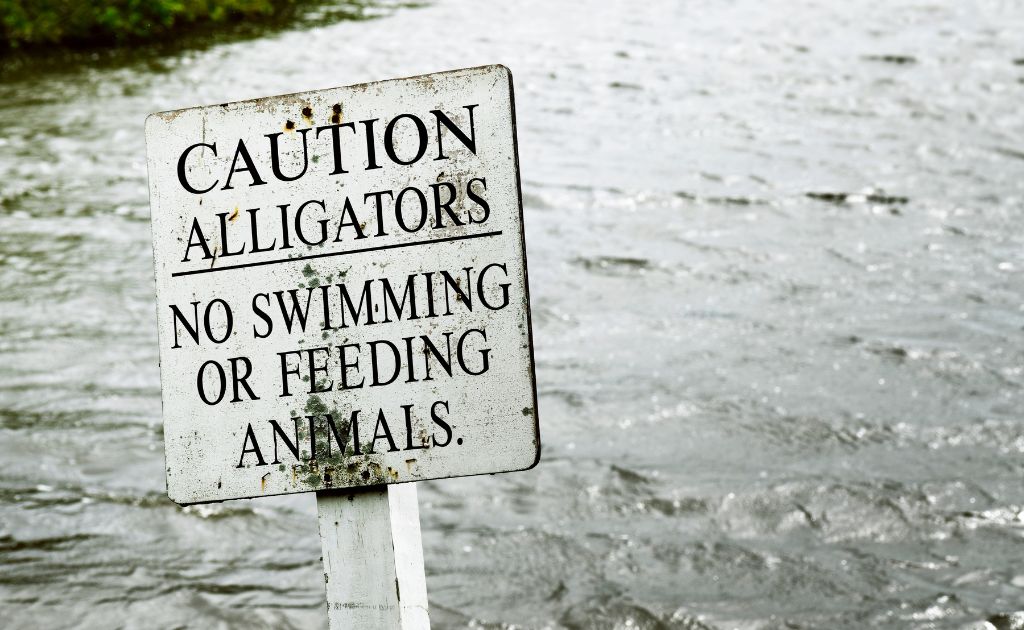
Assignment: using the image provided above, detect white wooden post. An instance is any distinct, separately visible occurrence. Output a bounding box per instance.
[316,484,430,629]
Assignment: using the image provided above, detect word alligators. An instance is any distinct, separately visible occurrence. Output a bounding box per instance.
[179,177,491,263]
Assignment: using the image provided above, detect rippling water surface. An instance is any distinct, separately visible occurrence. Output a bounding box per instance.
[2,1,1023,628]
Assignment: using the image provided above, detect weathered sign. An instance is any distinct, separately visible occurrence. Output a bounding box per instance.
[146,65,539,505]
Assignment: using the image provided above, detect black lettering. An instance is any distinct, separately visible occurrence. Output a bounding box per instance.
[369,340,401,387]
[333,197,367,241]
[430,182,463,229]
[236,423,267,467]
[228,356,259,402]
[466,177,490,224]
[203,298,233,343]
[315,122,356,175]
[251,293,273,338]
[421,332,453,381]
[278,350,301,397]
[381,275,419,323]
[216,211,246,258]
[197,360,227,405]
[177,142,218,194]
[274,288,314,333]
[478,263,510,310]
[441,268,473,315]
[181,217,213,262]
[364,189,395,237]
[431,105,478,160]
[395,186,428,232]
[170,301,201,348]
[320,285,334,331]
[457,328,490,376]
[294,199,329,246]
[269,418,301,464]
[222,139,267,190]
[305,346,334,394]
[338,343,365,389]
[266,129,311,182]
[352,409,363,455]
[248,208,276,253]
[403,336,418,383]
[361,119,381,170]
[324,411,359,456]
[278,204,293,249]
[369,409,399,453]
[430,400,452,447]
[338,280,376,327]
[403,404,426,451]
[384,113,428,165]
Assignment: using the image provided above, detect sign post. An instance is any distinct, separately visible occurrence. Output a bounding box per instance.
[144,65,539,627]
[317,485,429,628]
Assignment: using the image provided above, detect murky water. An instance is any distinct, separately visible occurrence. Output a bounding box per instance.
[2,0,1023,628]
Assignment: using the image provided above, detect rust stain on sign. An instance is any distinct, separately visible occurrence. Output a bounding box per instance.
[145,66,540,505]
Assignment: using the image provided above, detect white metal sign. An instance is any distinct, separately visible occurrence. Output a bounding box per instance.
[146,65,539,505]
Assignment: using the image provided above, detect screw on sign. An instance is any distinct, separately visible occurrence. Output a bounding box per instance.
[144,65,540,629]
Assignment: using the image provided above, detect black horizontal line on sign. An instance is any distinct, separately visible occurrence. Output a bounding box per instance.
[170,230,504,278]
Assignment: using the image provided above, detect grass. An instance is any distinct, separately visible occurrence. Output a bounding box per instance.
[0,0,300,49]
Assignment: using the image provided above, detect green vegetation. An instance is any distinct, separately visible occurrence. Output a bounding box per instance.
[0,0,298,48]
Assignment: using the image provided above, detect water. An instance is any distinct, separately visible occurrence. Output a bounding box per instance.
[1,0,1023,628]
